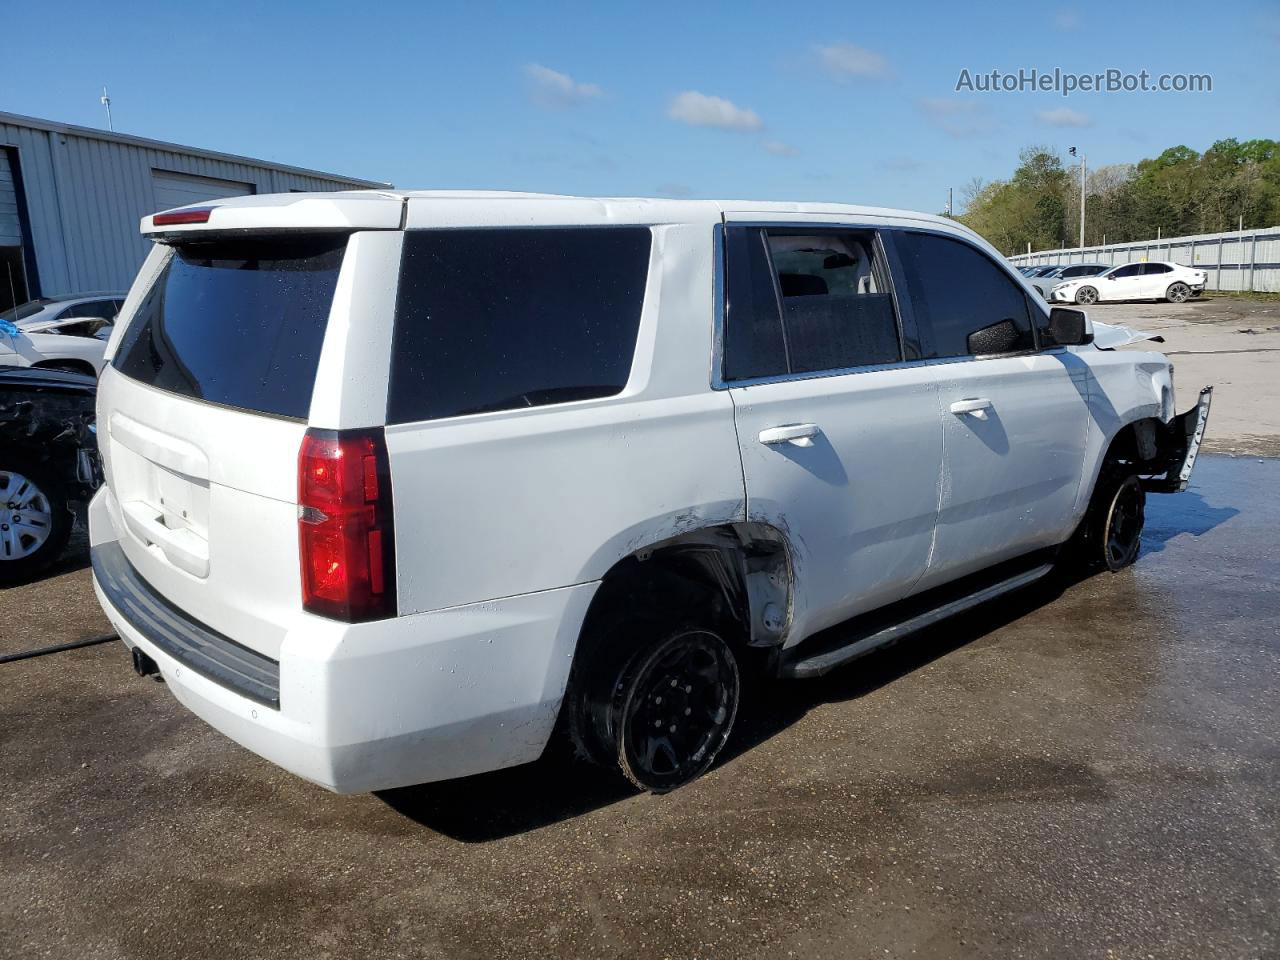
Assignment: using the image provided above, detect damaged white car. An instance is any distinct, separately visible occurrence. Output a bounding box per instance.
[88,193,1212,795]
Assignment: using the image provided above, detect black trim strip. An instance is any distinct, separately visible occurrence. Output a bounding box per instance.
[91,540,281,708]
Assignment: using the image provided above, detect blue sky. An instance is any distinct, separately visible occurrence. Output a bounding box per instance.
[6,0,1279,212]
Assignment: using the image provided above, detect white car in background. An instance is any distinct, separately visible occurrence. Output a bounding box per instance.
[1051,262,1206,305]
[0,294,124,376]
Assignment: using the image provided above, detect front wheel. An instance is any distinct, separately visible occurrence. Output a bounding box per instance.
[1069,471,1145,574]
[1166,282,1191,303]
[1075,285,1099,305]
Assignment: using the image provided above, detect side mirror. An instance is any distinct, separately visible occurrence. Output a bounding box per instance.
[967,318,1021,355]
[1048,307,1093,346]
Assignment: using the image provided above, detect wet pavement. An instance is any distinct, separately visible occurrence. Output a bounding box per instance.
[1,455,1277,959]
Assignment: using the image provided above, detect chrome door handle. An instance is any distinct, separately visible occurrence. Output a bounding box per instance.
[759,423,819,447]
[949,398,992,419]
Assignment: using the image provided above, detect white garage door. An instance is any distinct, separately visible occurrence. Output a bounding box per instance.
[0,150,22,247]
[152,170,254,212]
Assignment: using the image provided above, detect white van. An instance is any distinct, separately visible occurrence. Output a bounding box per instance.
[89,192,1210,793]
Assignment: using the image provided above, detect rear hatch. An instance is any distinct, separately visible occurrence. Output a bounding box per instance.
[99,231,349,659]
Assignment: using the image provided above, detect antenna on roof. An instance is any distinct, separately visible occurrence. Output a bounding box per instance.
[100,86,114,132]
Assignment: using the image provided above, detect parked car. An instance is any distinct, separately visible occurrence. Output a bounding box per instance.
[1051,261,1207,304]
[88,193,1212,795]
[0,293,125,377]
[1028,262,1109,300]
[0,367,100,583]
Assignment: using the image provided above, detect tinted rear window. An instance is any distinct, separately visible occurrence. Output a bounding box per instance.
[112,235,346,419]
[388,227,651,423]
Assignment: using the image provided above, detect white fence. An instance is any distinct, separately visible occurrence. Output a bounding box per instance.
[1008,227,1280,293]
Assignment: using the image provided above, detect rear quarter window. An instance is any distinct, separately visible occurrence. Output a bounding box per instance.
[387,227,652,423]
[112,234,346,419]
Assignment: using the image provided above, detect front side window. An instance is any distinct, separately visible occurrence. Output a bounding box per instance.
[387,227,651,423]
[893,231,1035,358]
[722,227,902,381]
[1111,264,1141,278]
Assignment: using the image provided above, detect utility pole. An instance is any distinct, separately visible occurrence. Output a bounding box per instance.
[100,86,113,132]
[1069,146,1086,248]
[947,186,953,218]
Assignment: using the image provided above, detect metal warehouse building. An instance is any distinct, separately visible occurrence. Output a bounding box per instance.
[0,111,388,311]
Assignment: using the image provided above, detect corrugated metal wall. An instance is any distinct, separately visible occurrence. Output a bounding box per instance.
[0,114,386,297]
[1008,228,1280,293]
[0,149,20,246]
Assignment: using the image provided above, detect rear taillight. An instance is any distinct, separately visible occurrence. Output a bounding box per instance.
[298,428,396,622]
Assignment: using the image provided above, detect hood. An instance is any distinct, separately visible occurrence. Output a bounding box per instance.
[1091,321,1165,350]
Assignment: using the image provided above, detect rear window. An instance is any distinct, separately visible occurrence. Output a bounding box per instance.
[387,227,651,424]
[112,234,346,419]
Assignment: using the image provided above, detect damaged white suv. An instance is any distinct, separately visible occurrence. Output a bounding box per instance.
[89,193,1211,794]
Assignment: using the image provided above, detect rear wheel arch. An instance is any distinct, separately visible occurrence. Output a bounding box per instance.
[557,523,795,777]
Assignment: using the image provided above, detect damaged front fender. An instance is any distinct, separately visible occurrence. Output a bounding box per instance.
[1143,386,1213,494]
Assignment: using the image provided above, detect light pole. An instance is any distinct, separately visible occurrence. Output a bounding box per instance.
[100,86,114,132]
[1069,146,1085,248]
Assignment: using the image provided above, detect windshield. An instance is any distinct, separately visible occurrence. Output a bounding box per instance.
[0,299,60,324]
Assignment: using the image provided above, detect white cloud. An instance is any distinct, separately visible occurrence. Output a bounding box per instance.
[763,140,799,157]
[525,64,603,108]
[817,43,889,80]
[668,91,763,131]
[1037,107,1092,128]
[1053,9,1080,30]
[918,98,995,138]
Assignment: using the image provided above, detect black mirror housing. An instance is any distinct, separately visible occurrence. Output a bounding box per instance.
[1048,307,1092,346]
[967,318,1022,355]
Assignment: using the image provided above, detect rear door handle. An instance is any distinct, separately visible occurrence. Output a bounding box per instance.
[949,398,992,419]
[759,423,819,447]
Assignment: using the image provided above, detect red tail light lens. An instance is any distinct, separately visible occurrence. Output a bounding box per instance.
[298,428,396,621]
[153,207,214,226]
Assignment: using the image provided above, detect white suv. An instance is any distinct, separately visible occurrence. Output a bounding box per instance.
[89,192,1211,794]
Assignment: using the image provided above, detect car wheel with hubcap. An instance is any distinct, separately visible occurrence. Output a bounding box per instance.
[1166,282,1191,303]
[1074,285,1099,305]
[0,459,72,584]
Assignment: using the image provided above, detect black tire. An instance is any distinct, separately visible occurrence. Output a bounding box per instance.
[1075,285,1099,305]
[1069,471,1145,573]
[568,619,740,793]
[0,457,73,585]
[1166,282,1191,303]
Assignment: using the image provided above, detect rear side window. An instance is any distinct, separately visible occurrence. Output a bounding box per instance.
[387,227,651,423]
[893,231,1034,358]
[1143,263,1172,275]
[113,235,346,419]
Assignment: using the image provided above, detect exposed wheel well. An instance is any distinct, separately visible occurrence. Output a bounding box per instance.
[577,523,795,657]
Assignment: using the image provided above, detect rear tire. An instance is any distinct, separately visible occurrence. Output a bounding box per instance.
[1166,282,1191,303]
[568,618,741,793]
[0,457,73,585]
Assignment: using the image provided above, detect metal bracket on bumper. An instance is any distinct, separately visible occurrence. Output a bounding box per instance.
[1144,386,1213,493]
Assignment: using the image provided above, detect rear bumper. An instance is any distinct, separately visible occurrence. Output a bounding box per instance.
[88,490,596,793]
